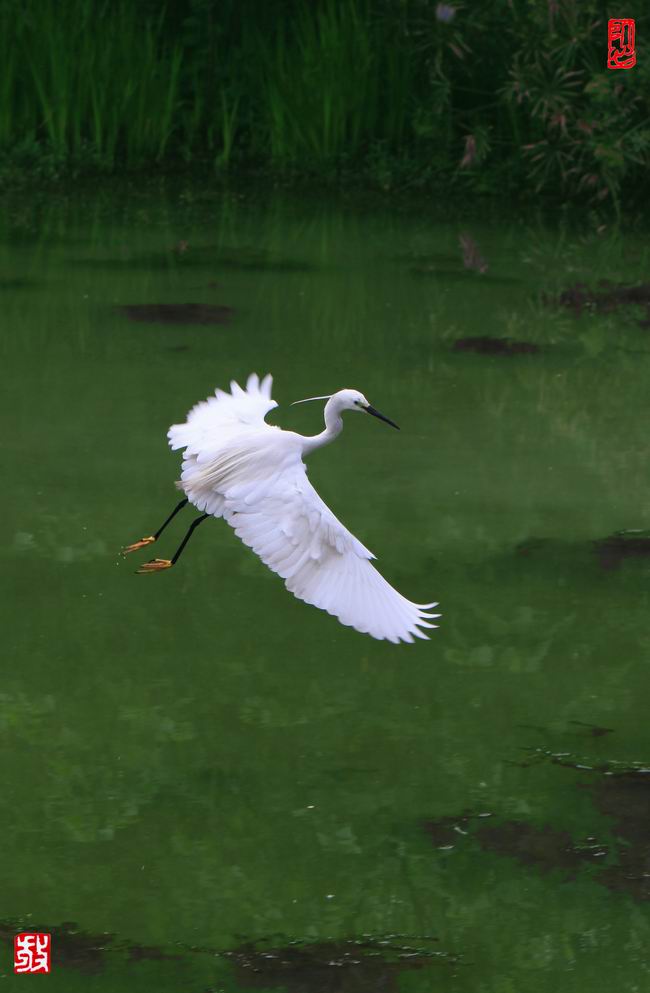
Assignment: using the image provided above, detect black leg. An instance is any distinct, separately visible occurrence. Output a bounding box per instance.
[123,498,188,555]
[153,498,189,540]
[171,513,210,565]
[136,512,210,574]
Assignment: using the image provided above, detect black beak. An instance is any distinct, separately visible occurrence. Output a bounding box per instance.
[365,404,400,430]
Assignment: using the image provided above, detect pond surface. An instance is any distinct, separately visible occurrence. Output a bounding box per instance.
[2,186,650,990]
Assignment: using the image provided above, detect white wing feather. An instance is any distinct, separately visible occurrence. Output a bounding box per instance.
[168,373,439,643]
[168,372,276,452]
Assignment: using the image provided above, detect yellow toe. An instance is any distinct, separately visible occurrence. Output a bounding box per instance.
[136,558,173,574]
[122,536,156,555]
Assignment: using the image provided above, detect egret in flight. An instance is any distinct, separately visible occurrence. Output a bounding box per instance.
[123,374,439,643]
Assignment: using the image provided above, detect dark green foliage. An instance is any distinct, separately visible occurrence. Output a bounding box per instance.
[0,0,648,200]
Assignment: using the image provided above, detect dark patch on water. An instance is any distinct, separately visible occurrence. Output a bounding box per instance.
[422,809,604,877]
[516,721,614,741]
[590,771,650,900]
[0,918,176,974]
[592,531,650,570]
[452,336,539,356]
[475,820,604,876]
[423,736,650,901]
[221,934,447,993]
[549,280,650,328]
[514,536,606,574]
[508,747,650,900]
[118,303,233,325]
[568,720,614,738]
[424,810,608,883]
[0,919,450,987]
[423,810,591,873]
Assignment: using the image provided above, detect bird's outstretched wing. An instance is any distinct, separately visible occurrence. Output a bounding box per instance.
[223,463,439,644]
[168,373,277,454]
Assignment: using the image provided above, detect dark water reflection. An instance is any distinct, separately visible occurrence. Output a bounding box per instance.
[119,303,234,325]
[2,188,650,991]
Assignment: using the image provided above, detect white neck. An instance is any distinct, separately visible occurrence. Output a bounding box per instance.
[300,397,344,456]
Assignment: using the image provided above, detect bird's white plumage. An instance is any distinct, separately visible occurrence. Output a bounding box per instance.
[168,373,439,643]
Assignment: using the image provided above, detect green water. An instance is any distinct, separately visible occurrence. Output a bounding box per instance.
[3,188,650,990]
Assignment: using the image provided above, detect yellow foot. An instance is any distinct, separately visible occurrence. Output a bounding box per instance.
[122,536,156,555]
[136,558,173,574]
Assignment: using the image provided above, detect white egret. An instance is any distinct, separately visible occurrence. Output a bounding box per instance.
[123,373,439,643]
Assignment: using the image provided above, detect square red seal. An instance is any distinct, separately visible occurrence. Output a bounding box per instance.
[607,18,636,69]
[14,933,51,974]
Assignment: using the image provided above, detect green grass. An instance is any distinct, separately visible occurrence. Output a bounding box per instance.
[253,0,382,165]
[0,0,649,201]
[0,0,185,168]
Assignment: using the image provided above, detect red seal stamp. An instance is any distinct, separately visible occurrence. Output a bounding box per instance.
[607,19,636,70]
[14,933,51,974]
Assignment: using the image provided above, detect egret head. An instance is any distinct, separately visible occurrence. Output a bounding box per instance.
[292,388,399,429]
